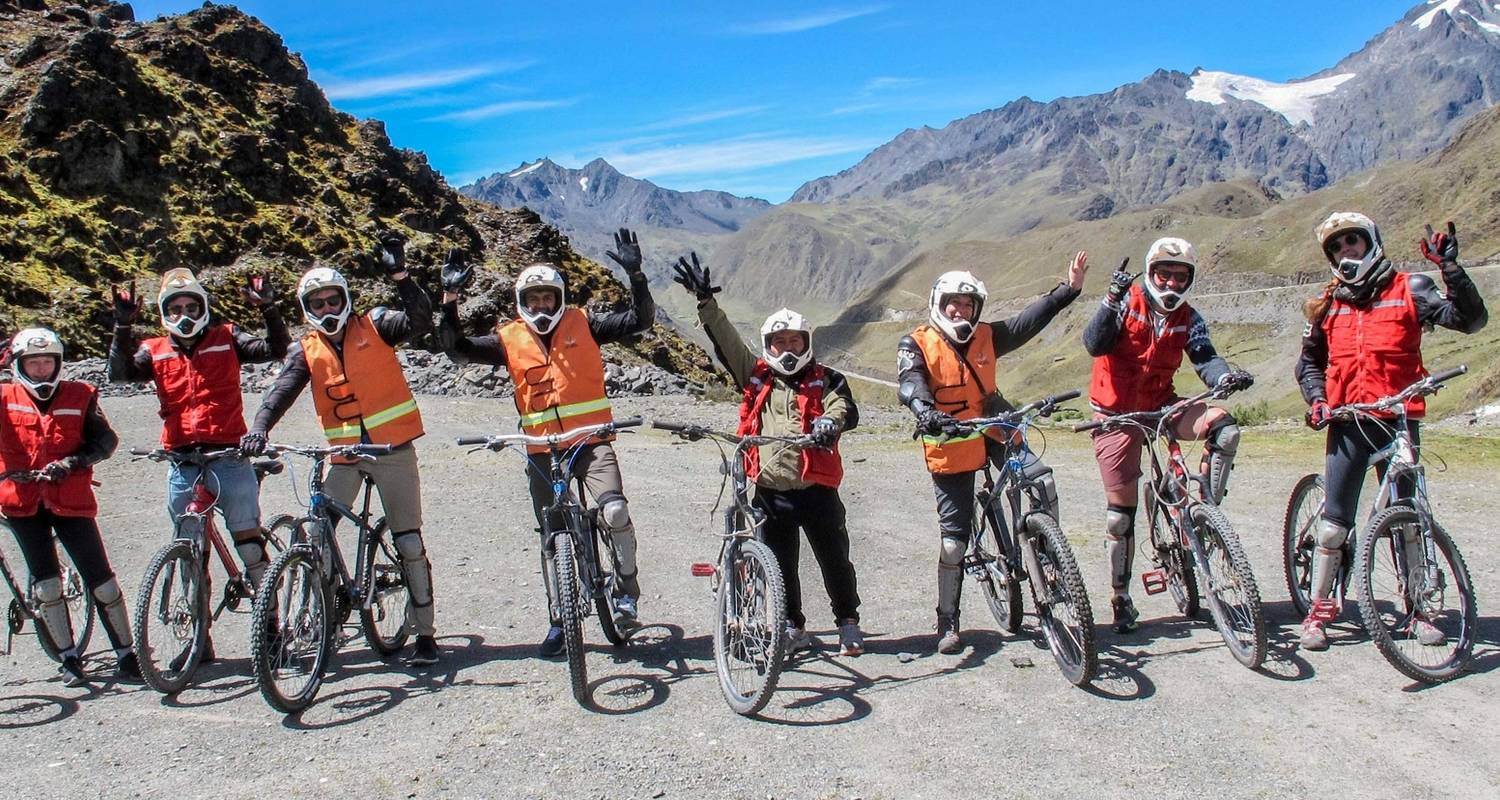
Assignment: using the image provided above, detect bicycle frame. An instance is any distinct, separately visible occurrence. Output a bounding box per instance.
[282,450,384,622]
[0,470,91,655]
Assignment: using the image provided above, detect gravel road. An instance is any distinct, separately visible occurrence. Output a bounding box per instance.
[2,392,1496,800]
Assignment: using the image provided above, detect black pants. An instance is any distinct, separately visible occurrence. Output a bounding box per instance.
[7,508,117,589]
[753,484,860,629]
[1323,418,1420,529]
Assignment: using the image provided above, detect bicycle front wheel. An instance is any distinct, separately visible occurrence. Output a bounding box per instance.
[976,500,1022,634]
[132,541,209,694]
[251,547,332,713]
[552,534,588,706]
[1282,473,1324,618]
[1191,505,1267,669]
[714,539,789,716]
[1024,513,1096,686]
[34,558,97,663]
[590,520,626,647]
[1356,508,1476,683]
[359,520,410,656]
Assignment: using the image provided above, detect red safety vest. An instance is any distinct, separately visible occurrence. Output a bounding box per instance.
[1090,285,1192,413]
[145,324,247,448]
[0,382,99,518]
[496,309,614,454]
[736,361,844,488]
[1323,271,1427,417]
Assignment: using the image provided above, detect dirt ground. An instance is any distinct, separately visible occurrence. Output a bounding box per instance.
[2,392,1496,800]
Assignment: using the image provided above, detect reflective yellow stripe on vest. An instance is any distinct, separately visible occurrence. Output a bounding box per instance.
[322,398,420,441]
[519,396,611,429]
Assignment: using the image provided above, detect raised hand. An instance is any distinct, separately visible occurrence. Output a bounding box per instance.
[672,252,722,302]
[1106,258,1134,303]
[1067,250,1089,290]
[1419,221,1459,267]
[605,227,643,276]
[440,248,475,293]
[374,231,407,278]
[243,273,276,308]
[112,279,140,325]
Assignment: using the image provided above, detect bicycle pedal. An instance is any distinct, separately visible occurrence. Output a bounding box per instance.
[689,563,716,577]
[1309,599,1340,622]
[1141,569,1168,595]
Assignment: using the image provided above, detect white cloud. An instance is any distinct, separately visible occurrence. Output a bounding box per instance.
[731,5,887,35]
[600,134,881,179]
[427,98,577,123]
[322,63,529,101]
[830,102,885,116]
[638,105,772,132]
[862,76,921,93]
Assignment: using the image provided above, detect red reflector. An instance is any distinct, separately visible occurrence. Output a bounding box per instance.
[690,563,716,577]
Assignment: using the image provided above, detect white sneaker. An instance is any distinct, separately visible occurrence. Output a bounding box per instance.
[1409,615,1446,647]
[785,626,818,652]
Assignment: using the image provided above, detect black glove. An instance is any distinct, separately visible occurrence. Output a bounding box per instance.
[1420,222,1459,269]
[1217,369,1254,393]
[243,273,276,308]
[374,232,407,278]
[917,408,959,437]
[1106,258,1134,303]
[605,228,644,277]
[41,460,72,481]
[112,280,140,325]
[672,252,722,302]
[809,416,840,448]
[440,248,474,293]
[240,431,269,456]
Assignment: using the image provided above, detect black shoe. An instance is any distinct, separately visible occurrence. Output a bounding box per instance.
[168,635,214,673]
[404,635,439,667]
[115,651,143,682]
[1111,596,1140,634]
[539,624,565,658]
[60,654,87,687]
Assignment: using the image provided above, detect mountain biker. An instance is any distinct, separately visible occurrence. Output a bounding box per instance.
[108,267,289,662]
[1294,213,1487,651]
[1083,237,1251,635]
[898,253,1088,654]
[240,233,441,667]
[437,228,654,657]
[674,253,865,656]
[2,328,140,685]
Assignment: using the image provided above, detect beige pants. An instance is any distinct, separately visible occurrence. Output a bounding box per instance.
[325,442,424,533]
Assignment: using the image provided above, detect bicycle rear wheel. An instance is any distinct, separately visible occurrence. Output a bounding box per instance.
[976,498,1022,634]
[1148,498,1199,618]
[552,533,588,706]
[1356,507,1476,683]
[132,541,209,694]
[1191,505,1267,669]
[1282,474,1324,618]
[251,547,332,713]
[1024,513,1096,686]
[34,558,96,663]
[715,539,788,716]
[358,520,410,656]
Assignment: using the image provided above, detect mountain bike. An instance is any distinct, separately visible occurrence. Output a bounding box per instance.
[128,447,290,694]
[1076,373,1267,669]
[458,418,643,707]
[248,443,410,713]
[1286,366,1476,682]
[0,470,94,662]
[651,421,807,715]
[947,390,1097,686]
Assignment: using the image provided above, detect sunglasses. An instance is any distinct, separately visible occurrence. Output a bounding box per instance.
[165,301,202,318]
[1152,268,1191,285]
[306,295,344,312]
[1326,231,1365,251]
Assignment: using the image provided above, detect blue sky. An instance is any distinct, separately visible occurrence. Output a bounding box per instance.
[131,1,1424,202]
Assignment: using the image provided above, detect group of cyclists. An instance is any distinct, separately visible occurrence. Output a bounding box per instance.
[0,207,1486,690]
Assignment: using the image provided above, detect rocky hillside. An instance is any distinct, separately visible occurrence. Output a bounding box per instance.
[0,0,713,384]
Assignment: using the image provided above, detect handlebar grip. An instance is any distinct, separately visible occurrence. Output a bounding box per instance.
[1429,365,1467,384]
[130,447,154,456]
[1073,421,1102,433]
[614,416,645,429]
[651,420,691,432]
[1049,389,1083,405]
[456,436,489,446]
[357,444,395,455]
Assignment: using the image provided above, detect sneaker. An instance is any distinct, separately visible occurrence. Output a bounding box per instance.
[1409,615,1446,647]
[59,654,87,687]
[837,621,864,657]
[1111,596,1140,634]
[935,613,962,654]
[539,624,565,658]
[115,651,142,682]
[404,635,440,667]
[784,625,818,652]
[613,594,641,630]
[1299,616,1330,651]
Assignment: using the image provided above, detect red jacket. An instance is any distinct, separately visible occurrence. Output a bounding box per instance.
[1323,271,1427,417]
[146,324,247,448]
[1090,285,1192,413]
[0,382,99,518]
[737,361,844,488]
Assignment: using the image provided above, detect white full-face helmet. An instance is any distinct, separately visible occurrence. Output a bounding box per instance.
[296,267,353,336]
[928,270,988,344]
[1316,211,1385,287]
[158,268,211,339]
[10,327,64,401]
[760,308,814,376]
[515,264,567,335]
[1143,237,1198,313]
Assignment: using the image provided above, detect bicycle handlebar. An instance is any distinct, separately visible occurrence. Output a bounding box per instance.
[130,446,246,463]
[0,469,48,484]
[652,420,817,449]
[949,389,1082,435]
[458,417,644,450]
[267,443,393,460]
[1322,365,1468,422]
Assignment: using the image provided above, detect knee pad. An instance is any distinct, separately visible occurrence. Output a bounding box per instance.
[35,576,64,604]
[91,576,123,607]
[1316,518,1349,550]
[1202,418,1240,504]
[1204,416,1241,455]
[599,496,632,532]
[939,535,967,567]
[235,540,267,568]
[1104,505,1137,541]
[395,531,434,608]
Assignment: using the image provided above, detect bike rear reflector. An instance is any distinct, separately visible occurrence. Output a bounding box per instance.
[1141,569,1167,595]
[689,563,716,577]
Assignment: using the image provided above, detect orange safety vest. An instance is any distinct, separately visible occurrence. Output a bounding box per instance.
[496,308,613,454]
[1323,271,1427,417]
[1089,285,1192,414]
[736,361,844,488]
[0,382,99,518]
[302,315,424,447]
[910,324,999,475]
[144,324,247,449]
